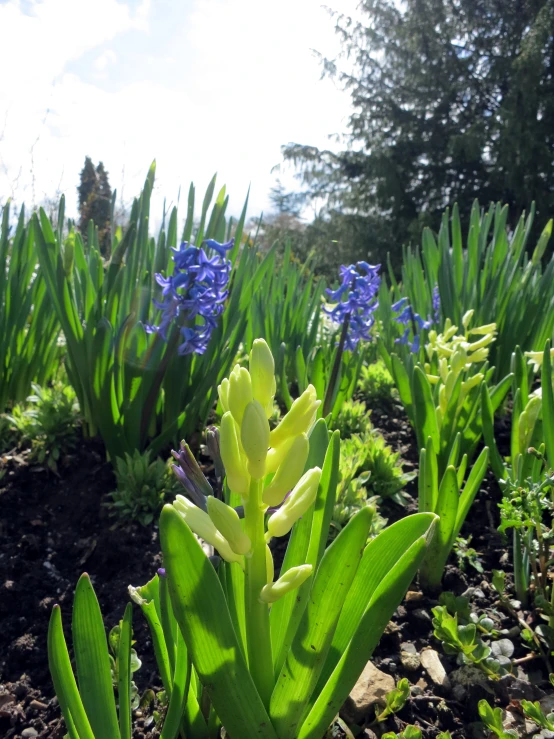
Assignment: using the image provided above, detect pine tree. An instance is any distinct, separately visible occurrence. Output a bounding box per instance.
[77,157,113,256]
[281,0,554,269]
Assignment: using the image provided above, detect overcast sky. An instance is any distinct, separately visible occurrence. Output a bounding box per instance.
[0,0,355,224]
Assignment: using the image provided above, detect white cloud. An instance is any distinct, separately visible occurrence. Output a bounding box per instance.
[0,0,355,224]
[94,50,118,74]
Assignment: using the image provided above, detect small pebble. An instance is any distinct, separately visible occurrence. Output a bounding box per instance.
[22,729,38,738]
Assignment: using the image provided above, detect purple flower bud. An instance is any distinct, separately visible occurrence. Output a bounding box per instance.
[206,426,225,482]
[171,441,212,510]
[157,568,166,578]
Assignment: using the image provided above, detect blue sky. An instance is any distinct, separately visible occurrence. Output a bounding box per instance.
[0,0,355,224]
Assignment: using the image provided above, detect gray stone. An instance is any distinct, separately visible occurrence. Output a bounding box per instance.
[22,730,38,738]
[400,650,421,672]
[341,661,396,723]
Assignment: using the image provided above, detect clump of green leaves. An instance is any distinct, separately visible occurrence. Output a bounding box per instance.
[453,535,484,575]
[432,592,514,678]
[478,693,554,738]
[340,429,415,502]
[358,360,395,403]
[331,399,370,438]
[5,382,80,471]
[107,451,180,526]
[498,471,554,630]
[382,728,452,739]
[376,678,410,722]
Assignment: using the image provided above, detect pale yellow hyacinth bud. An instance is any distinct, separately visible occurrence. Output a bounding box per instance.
[462,309,475,331]
[467,334,494,352]
[220,412,250,496]
[207,496,251,555]
[266,467,321,538]
[262,433,310,507]
[173,495,243,565]
[468,347,488,364]
[266,544,274,585]
[250,339,276,417]
[259,564,313,603]
[469,322,497,335]
[241,400,270,479]
[265,435,295,474]
[451,348,467,376]
[518,395,542,452]
[228,366,253,425]
[443,323,458,342]
[269,385,320,447]
[218,377,230,413]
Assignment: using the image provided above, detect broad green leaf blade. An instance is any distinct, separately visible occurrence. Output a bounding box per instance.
[412,366,440,453]
[270,507,373,738]
[297,536,429,739]
[118,603,133,739]
[453,446,489,541]
[160,505,278,739]
[316,513,436,692]
[48,605,95,739]
[419,466,459,592]
[72,574,120,739]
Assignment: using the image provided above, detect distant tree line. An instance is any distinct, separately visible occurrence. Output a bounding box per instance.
[268,0,554,277]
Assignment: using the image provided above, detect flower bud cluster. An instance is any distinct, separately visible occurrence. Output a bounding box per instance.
[422,314,497,428]
[170,339,322,602]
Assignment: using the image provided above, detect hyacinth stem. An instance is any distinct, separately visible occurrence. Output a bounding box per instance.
[322,312,350,419]
[243,478,274,708]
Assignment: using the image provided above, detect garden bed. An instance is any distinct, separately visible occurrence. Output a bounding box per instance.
[0,406,550,739]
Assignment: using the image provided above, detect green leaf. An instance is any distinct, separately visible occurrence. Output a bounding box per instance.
[160,505,278,739]
[48,605,95,739]
[297,534,430,739]
[117,603,133,739]
[72,574,120,739]
[412,365,440,453]
[270,507,373,738]
[541,340,554,468]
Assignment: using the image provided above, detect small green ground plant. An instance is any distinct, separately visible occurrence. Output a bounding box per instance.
[357,360,395,404]
[6,382,80,472]
[107,450,181,526]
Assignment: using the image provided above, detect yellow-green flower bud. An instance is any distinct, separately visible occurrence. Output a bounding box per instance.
[518,395,541,452]
[220,412,249,496]
[218,378,230,413]
[269,385,320,447]
[241,400,270,479]
[250,339,276,417]
[259,564,313,603]
[461,373,484,395]
[228,366,253,425]
[266,435,295,474]
[262,433,310,507]
[468,347,488,364]
[173,495,243,565]
[462,309,474,330]
[467,334,494,352]
[443,323,458,341]
[451,348,467,376]
[266,544,274,585]
[469,323,497,336]
[266,467,321,538]
[207,496,251,555]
